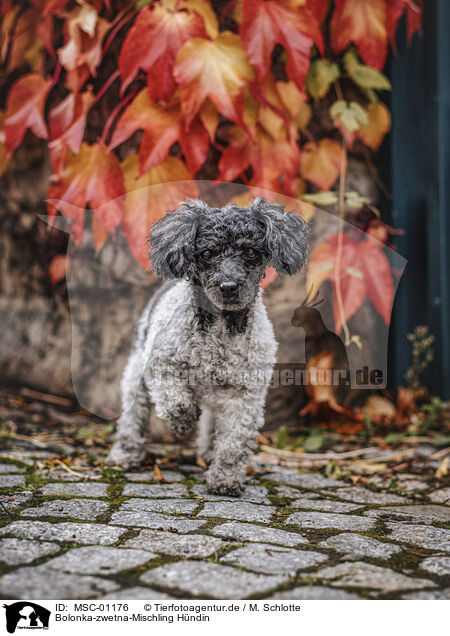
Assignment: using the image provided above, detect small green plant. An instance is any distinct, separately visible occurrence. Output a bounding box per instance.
[405,326,435,391]
[363,409,374,443]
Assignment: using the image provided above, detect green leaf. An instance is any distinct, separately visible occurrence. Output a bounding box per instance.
[431,434,450,448]
[343,49,391,91]
[302,191,338,205]
[330,100,368,132]
[303,429,324,452]
[275,425,289,449]
[306,59,340,101]
[384,432,405,445]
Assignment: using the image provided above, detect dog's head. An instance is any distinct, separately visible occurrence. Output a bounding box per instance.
[149,197,309,311]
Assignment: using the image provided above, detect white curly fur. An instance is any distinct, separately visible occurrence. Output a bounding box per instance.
[106,279,277,494]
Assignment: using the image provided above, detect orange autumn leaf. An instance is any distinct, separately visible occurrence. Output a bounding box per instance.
[48,88,94,173]
[110,89,208,175]
[173,32,254,127]
[119,2,208,101]
[330,0,388,71]
[122,154,198,268]
[357,102,391,150]
[240,0,323,90]
[218,125,300,194]
[300,138,344,190]
[57,3,109,91]
[49,254,70,284]
[4,73,52,155]
[47,142,125,244]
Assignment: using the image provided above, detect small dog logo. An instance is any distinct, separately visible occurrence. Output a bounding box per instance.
[3,602,50,634]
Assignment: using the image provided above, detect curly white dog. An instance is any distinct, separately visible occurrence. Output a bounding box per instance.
[106,197,308,495]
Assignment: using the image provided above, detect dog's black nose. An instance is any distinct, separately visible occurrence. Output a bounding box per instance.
[220,281,239,297]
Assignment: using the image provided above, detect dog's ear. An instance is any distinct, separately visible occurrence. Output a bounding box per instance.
[251,197,309,275]
[149,200,206,278]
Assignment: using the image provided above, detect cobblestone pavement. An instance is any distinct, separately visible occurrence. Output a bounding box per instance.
[0,389,449,600]
[1,440,449,600]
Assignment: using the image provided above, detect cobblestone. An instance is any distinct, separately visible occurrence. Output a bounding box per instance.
[366,504,450,525]
[286,511,376,531]
[291,498,362,513]
[199,501,275,522]
[191,484,270,504]
[309,562,436,591]
[0,566,118,599]
[20,498,109,521]
[385,523,450,552]
[45,546,156,575]
[334,487,409,504]
[124,529,224,558]
[267,586,361,600]
[100,587,175,600]
[428,487,450,505]
[39,482,109,497]
[122,483,189,498]
[0,474,26,488]
[125,470,184,482]
[110,511,205,532]
[0,538,60,565]
[319,533,402,560]
[220,543,328,575]
[419,556,450,577]
[140,561,287,598]
[0,520,126,545]
[0,416,447,601]
[0,464,23,473]
[265,472,345,489]
[210,522,308,546]
[119,498,198,515]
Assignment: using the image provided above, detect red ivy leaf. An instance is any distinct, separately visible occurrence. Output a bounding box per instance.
[386,0,422,50]
[48,88,94,173]
[308,233,394,333]
[240,0,323,90]
[218,125,300,194]
[4,73,52,155]
[110,89,208,174]
[330,0,388,71]
[119,3,207,101]
[122,154,198,268]
[306,0,330,24]
[47,142,125,244]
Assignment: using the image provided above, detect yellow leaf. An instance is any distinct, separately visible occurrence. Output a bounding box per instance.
[357,102,391,150]
[300,138,344,190]
[174,32,255,127]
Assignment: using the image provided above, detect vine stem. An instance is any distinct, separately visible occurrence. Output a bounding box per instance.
[93,69,119,105]
[101,91,134,144]
[334,139,351,346]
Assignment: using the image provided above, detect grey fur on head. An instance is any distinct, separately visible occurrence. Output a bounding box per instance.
[149,197,309,279]
[107,197,308,496]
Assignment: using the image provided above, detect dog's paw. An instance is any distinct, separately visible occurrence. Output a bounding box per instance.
[206,471,243,497]
[105,442,143,469]
[207,483,243,497]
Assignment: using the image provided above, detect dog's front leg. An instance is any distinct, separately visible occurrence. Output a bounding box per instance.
[106,380,151,469]
[206,391,265,496]
[153,381,199,441]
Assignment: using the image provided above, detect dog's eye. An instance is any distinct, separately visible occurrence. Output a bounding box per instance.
[246,248,258,259]
[201,250,212,261]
